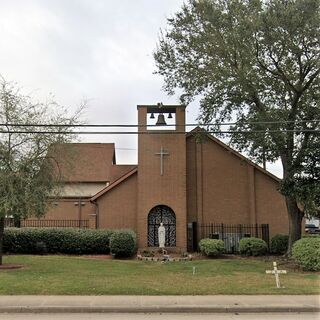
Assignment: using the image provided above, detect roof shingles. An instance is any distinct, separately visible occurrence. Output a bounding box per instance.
[51,143,116,182]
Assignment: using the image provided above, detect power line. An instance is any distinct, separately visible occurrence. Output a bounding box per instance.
[0,129,319,135]
[0,119,319,128]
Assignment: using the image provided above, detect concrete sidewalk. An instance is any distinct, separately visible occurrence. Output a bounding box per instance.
[0,295,319,314]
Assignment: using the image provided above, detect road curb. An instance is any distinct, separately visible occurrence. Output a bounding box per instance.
[0,306,319,314]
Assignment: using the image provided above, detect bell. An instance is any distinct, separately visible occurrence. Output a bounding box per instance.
[168,113,172,119]
[156,113,167,126]
[150,113,155,119]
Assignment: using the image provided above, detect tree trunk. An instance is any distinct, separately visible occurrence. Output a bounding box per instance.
[0,217,4,265]
[286,196,304,256]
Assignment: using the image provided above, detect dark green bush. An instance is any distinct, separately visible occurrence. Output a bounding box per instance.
[3,228,114,254]
[270,234,289,254]
[110,230,136,258]
[292,237,320,271]
[35,241,47,255]
[239,237,268,256]
[199,238,224,257]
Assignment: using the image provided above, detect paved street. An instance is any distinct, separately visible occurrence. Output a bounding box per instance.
[0,313,319,320]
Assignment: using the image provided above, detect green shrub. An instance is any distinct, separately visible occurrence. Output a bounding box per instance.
[110,230,136,258]
[199,238,224,257]
[3,228,114,254]
[292,237,320,271]
[239,237,268,256]
[35,241,47,255]
[270,234,289,254]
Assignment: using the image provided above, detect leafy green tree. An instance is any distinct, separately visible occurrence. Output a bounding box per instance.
[154,0,320,254]
[289,135,320,218]
[0,79,82,265]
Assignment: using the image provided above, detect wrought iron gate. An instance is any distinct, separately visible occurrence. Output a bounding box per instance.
[197,223,270,253]
[148,205,176,247]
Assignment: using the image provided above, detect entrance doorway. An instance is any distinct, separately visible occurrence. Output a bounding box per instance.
[147,205,176,247]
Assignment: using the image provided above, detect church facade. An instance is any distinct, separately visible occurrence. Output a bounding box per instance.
[45,104,289,251]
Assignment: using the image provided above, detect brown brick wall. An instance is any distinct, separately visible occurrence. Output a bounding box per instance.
[187,136,288,239]
[201,141,251,224]
[187,137,251,224]
[44,199,95,221]
[186,137,198,223]
[96,173,137,230]
[255,170,289,238]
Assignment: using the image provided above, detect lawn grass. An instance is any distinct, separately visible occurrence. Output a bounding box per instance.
[0,255,319,295]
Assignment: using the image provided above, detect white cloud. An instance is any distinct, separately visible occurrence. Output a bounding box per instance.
[0,0,283,176]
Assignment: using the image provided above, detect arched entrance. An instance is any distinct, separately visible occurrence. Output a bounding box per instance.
[147,205,176,247]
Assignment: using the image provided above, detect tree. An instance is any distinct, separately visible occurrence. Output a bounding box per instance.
[288,135,320,218]
[154,0,320,254]
[0,79,82,265]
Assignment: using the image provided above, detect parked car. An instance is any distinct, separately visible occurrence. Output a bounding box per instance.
[305,224,320,234]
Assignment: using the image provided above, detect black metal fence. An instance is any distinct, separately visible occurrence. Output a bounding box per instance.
[4,218,89,229]
[187,222,269,253]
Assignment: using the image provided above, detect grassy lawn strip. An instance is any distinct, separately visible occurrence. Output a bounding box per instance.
[0,255,319,295]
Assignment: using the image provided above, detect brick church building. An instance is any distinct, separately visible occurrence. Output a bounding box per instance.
[45,104,289,251]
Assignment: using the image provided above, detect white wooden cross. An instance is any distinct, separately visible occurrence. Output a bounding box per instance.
[266,261,287,288]
[155,146,169,176]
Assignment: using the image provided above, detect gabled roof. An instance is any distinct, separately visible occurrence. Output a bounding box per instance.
[49,143,116,182]
[187,127,281,182]
[91,167,138,201]
[109,165,137,183]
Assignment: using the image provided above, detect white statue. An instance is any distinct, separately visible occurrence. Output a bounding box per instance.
[158,222,166,248]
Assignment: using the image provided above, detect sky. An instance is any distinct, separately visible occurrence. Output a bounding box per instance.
[0,0,282,177]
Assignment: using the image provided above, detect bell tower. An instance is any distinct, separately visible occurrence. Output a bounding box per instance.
[136,103,187,250]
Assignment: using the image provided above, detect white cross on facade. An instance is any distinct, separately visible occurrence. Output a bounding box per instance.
[266,261,287,288]
[155,146,169,176]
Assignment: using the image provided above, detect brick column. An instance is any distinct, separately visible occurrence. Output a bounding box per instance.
[247,165,257,224]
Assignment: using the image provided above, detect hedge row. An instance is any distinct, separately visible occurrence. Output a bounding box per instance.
[110,229,137,257]
[270,234,289,254]
[4,228,319,267]
[3,228,114,255]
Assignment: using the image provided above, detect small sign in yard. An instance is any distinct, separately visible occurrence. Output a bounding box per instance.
[266,261,287,288]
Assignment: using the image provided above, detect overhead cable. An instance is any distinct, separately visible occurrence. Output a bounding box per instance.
[0,119,319,128]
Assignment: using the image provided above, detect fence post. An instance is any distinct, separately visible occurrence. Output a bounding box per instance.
[262,224,270,249]
[187,222,198,252]
[193,222,198,251]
